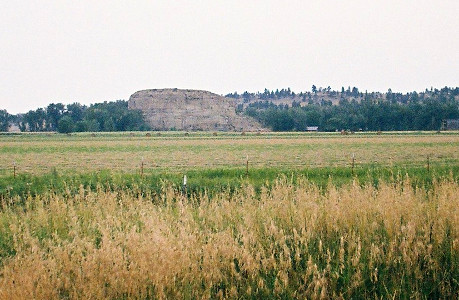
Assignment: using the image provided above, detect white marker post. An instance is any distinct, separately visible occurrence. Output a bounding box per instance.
[183,175,187,196]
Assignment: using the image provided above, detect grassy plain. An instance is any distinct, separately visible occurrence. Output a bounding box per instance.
[0,131,458,299]
[0,131,458,175]
[1,131,458,198]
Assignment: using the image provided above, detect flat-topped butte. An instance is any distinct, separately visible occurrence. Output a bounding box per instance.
[128,89,264,131]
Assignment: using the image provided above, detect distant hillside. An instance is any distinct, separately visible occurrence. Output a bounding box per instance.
[226,86,459,131]
[226,86,459,110]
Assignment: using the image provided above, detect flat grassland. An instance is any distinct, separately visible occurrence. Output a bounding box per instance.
[0,131,458,299]
[1,131,458,174]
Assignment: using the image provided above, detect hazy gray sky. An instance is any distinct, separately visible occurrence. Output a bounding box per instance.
[1,0,458,114]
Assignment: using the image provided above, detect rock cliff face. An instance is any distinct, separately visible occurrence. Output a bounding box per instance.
[128,89,265,131]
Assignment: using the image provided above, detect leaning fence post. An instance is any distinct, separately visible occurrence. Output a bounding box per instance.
[427,155,430,172]
[351,153,355,176]
[13,161,16,179]
[246,155,249,177]
[140,157,144,177]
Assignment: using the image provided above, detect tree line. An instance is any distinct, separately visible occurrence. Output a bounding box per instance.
[227,86,459,104]
[245,93,459,131]
[1,101,149,133]
[1,86,458,133]
[226,86,371,101]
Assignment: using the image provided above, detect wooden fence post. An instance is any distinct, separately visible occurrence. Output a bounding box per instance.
[246,155,249,177]
[351,153,355,176]
[140,157,144,177]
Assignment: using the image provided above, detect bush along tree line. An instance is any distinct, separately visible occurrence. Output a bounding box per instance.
[0,109,11,132]
[240,86,459,131]
[7,100,150,133]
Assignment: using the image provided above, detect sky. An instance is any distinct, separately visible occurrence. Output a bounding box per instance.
[1,0,458,114]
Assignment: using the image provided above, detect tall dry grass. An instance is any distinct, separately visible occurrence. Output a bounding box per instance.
[0,177,458,299]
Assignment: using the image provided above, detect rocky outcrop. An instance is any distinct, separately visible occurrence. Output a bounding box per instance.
[128,89,265,131]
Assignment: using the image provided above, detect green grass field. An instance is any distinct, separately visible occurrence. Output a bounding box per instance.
[1,131,458,197]
[0,131,458,299]
[1,131,458,175]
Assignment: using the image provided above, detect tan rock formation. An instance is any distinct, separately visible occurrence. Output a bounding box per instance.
[128,89,265,131]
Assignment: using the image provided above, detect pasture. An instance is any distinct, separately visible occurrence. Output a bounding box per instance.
[1,131,458,174]
[0,131,458,299]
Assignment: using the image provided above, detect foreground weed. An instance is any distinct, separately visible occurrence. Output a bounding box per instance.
[0,178,458,299]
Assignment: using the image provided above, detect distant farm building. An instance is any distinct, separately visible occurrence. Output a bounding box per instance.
[445,119,459,130]
[306,126,319,132]
[8,124,21,133]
